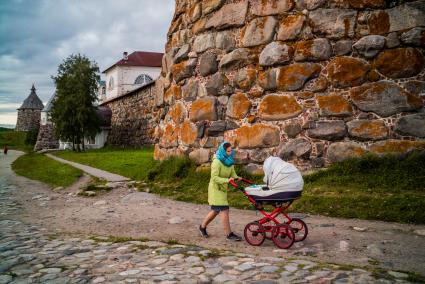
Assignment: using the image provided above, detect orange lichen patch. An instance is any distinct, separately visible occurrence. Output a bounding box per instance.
[311,76,328,92]
[251,0,293,15]
[277,14,305,41]
[258,69,277,90]
[293,40,314,59]
[317,93,352,117]
[247,115,256,123]
[406,91,424,108]
[189,97,217,122]
[168,16,182,35]
[369,139,425,154]
[169,101,187,124]
[226,93,252,119]
[333,0,385,8]
[276,63,321,91]
[367,10,390,35]
[348,120,388,140]
[192,17,207,34]
[171,61,186,78]
[179,120,198,146]
[154,144,167,161]
[326,56,370,88]
[187,3,201,22]
[367,70,380,82]
[259,94,303,120]
[236,68,257,90]
[327,142,368,163]
[164,84,182,104]
[159,123,179,148]
[296,91,314,99]
[248,88,264,98]
[350,81,423,117]
[373,48,425,79]
[226,123,280,149]
[153,125,163,140]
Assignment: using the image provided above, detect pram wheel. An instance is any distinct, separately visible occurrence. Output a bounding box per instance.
[289,218,308,242]
[272,224,295,249]
[244,222,266,246]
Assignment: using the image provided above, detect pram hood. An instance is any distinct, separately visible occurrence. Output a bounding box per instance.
[263,156,304,192]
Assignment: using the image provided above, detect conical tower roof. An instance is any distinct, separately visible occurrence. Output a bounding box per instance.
[18,84,44,110]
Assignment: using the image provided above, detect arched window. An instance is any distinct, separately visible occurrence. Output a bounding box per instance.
[134,74,153,85]
[108,77,114,90]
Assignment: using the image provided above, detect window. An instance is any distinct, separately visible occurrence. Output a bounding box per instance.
[108,77,114,90]
[134,74,153,85]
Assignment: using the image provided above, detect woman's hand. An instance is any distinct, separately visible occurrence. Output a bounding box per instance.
[229,177,242,183]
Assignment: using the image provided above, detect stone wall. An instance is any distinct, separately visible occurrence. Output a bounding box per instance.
[154,0,425,171]
[102,83,161,147]
[34,124,59,151]
[15,109,41,131]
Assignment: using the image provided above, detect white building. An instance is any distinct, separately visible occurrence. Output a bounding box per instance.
[40,92,112,150]
[102,51,163,102]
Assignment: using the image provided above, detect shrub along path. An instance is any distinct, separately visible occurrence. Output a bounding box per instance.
[4,150,425,280]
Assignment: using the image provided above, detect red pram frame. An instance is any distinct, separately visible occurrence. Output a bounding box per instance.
[230,178,308,249]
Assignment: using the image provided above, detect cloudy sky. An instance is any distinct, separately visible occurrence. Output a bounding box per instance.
[0,0,175,127]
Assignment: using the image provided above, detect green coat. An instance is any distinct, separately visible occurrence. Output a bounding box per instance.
[208,158,238,206]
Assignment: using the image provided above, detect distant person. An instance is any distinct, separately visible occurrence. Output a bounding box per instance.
[3,145,8,155]
[199,142,242,241]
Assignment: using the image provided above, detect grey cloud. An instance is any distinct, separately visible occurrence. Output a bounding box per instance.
[0,0,174,125]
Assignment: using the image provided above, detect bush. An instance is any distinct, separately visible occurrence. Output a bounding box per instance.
[147,156,195,181]
[25,129,39,146]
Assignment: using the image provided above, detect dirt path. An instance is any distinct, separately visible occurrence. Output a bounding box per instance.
[3,150,425,277]
[45,153,129,182]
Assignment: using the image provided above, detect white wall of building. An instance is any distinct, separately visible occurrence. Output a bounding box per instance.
[105,67,119,100]
[59,129,109,150]
[104,66,161,101]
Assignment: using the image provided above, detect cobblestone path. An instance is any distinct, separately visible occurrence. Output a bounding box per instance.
[0,218,417,284]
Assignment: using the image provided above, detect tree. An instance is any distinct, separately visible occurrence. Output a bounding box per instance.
[51,54,100,151]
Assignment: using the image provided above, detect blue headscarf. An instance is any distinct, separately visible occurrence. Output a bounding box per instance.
[216,141,235,167]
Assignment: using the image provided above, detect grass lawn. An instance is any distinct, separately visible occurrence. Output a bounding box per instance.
[0,130,33,152]
[51,147,425,224]
[12,153,83,188]
[54,147,156,181]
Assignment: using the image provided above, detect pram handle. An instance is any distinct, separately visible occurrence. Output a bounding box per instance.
[229,178,253,189]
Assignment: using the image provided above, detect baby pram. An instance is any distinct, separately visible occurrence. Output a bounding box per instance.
[229,157,308,249]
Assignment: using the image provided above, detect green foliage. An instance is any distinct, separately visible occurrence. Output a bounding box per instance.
[0,127,13,132]
[0,131,32,152]
[304,152,425,191]
[12,153,82,187]
[51,54,100,150]
[147,156,194,180]
[297,151,425,223]
[25,129,39,146]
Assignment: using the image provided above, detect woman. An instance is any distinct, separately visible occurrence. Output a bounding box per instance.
[199,142,242,241]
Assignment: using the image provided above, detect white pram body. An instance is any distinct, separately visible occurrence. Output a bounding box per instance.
[244,157,304,202]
